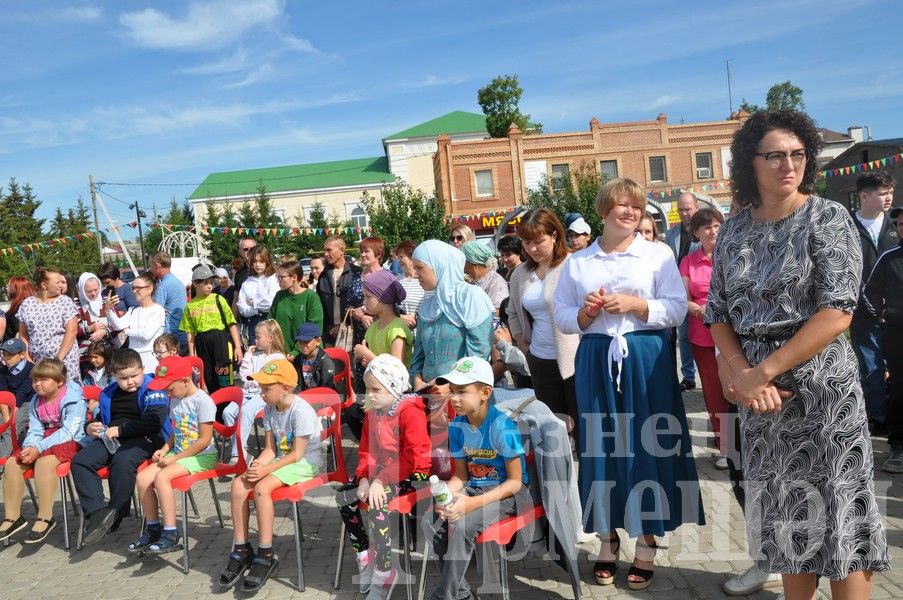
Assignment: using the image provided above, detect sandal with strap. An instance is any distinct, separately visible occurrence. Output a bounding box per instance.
[241,553,280,593]
[627,538,659,590]
[593,532,621,585]
[219,549,256,590]
[23,517,56,545]
[128,525,162,553]
[0,516,28,542]
[147,530,182,555]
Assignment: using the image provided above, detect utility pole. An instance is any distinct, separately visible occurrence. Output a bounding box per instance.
[129,201,148,270]
[725,60,734,115]
[88,175,104,262]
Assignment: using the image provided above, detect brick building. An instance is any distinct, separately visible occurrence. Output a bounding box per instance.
[434,112,750,221]
[823,138,903,211]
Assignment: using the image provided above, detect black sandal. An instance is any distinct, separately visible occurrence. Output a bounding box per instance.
[240,553,279,593]
[592,532,621,585]
[219,549,256,590]
[24,517,55,544]
[627,539,658,590]
[0,516,28,542]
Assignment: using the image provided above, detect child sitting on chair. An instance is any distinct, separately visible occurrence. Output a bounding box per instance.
[219,359,322,594]
[425,356,529,600]
[335,354,431,598]
[127,356,217,554]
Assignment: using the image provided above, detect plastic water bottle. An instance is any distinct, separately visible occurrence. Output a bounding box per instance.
[429,475,452,506]
[98,425,121,454]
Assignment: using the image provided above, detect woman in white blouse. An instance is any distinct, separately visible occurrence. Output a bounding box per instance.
[236,245,280,345]
[104,272,165,372]
[553,177,703,591]
[507,208,580,435]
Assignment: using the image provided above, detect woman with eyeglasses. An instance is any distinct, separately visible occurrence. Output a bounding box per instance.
[707,110,889,599]
[104,273,165,372]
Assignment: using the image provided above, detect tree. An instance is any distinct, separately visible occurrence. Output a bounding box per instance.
[45,196,99,275]
[765,80,805,111]
[360,182,450,250]
[477,74,541,138]
[0,179,46,285]
[200,200,244,268]
[739,81,805,114]
[253,180,282,226]
[526,162,605,235]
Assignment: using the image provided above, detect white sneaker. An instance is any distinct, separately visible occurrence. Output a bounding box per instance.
[577,531,597,544]
[714,456,729,470]
[722,565,781,595]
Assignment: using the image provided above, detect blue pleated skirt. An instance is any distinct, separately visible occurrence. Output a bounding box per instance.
[576,330,705,537]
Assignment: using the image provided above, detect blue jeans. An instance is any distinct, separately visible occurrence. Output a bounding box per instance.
[850,313,887,423]
[678,316,696,382]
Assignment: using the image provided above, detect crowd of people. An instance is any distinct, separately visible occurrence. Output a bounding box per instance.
[0,108,897,600]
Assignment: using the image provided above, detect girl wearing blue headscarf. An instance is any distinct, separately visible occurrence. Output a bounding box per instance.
[409,240,495,390]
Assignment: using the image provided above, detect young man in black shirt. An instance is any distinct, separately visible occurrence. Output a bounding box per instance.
[71,348,171,546]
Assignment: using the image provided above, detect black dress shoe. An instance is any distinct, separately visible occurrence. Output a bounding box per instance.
[83,507,119,546]
[679,379,696,391]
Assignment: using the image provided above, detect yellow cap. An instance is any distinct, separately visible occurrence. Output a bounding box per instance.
[249,359,298,387]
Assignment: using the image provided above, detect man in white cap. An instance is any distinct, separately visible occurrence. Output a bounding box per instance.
[566,217,592,251]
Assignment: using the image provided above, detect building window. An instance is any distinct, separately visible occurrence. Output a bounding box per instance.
[551,163,571,192]
[346,203,368,229]
[600,160,618,180]
[474,170,494,197]
[695,153,713,179]
[649,156,667,182]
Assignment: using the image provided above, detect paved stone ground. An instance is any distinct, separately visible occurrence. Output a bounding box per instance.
[0,388,899,599]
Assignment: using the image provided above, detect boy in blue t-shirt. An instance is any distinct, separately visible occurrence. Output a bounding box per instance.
[426,356,528,600]
[0,338,34,458]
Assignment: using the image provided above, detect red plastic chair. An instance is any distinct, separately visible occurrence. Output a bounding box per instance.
[324,347,354,408]
[186,355,206,390]
[246,400,348,591]
[0,391,19,468]
[169,386,245,573]
[414,453,546,600]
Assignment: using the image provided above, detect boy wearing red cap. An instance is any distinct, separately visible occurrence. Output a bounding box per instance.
[127,356,217,555]
[218,359,322,593]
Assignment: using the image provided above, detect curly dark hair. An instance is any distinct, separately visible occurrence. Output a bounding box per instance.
[729,109,824,208]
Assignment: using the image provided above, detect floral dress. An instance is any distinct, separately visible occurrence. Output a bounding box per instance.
[18,295,80,381]
[348,271,367,394]
[706,196,890,578]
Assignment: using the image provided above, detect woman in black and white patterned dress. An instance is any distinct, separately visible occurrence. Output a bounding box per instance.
[706,110,889,600]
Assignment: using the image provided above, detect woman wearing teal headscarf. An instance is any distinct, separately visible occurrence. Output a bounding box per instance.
[409,240,495,390]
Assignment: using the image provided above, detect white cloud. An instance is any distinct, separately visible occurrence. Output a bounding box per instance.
[119,0,284,51]
[280,34,319,55]
[222,64,275,89]
[58,6,103,21]
[644,95,678,111]
[180,48,249,75]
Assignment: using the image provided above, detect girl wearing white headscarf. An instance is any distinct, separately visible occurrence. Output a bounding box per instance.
[409,240,495,390]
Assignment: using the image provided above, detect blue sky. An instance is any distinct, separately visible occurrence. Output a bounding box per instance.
[3,0,902,234]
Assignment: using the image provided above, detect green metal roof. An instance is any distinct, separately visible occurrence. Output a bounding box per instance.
[384,111,487,141]
[189,156,394,200]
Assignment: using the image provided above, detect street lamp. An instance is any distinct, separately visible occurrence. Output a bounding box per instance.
[129,202,148,270]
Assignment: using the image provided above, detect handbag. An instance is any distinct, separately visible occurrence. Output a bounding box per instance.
[333,308,356,353]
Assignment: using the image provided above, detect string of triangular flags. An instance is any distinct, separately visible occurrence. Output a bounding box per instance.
[0,232,97,256]
[820,152,903,178]
[148,223,372,237]
[646,181,730,200]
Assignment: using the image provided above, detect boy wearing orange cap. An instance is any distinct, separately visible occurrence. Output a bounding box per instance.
[218,359,322,593]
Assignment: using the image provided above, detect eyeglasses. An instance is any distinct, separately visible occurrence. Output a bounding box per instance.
[132,285,151,291]
[449,235,464,242]
[240,246,255,253]
[278,274,293,280]
[755,149,808,168]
